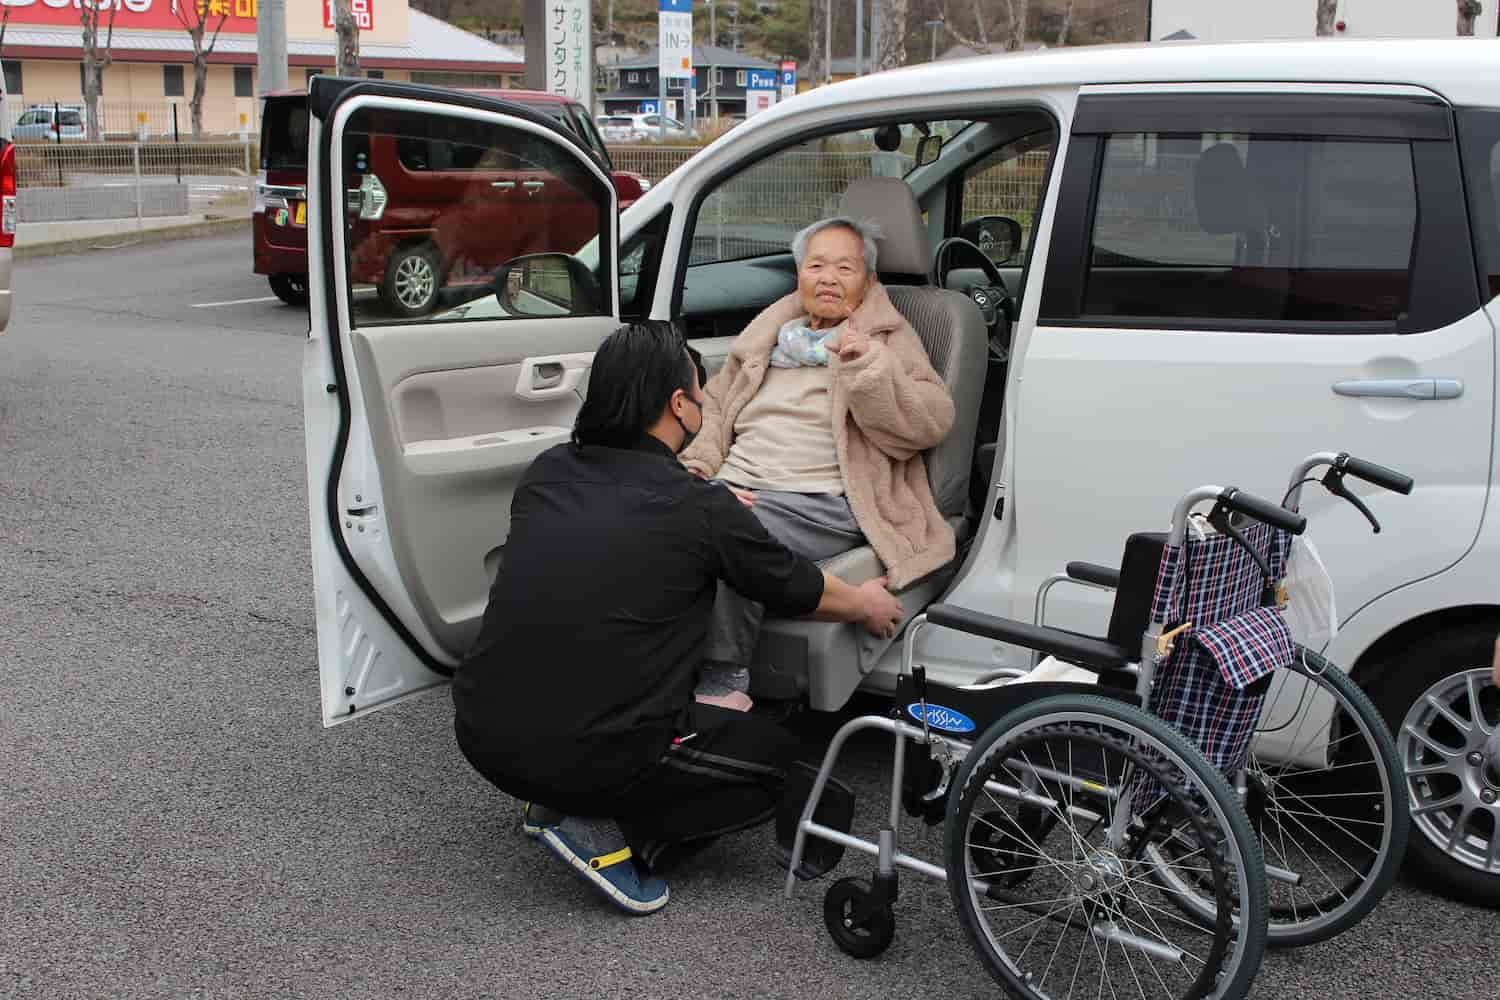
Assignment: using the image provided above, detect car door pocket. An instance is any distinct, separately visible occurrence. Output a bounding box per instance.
[404,426,571,476]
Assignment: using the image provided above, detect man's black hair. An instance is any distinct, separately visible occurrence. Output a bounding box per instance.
[573,320,698,448]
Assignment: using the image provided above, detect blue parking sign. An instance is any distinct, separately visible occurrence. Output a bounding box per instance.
[640,101,659,114]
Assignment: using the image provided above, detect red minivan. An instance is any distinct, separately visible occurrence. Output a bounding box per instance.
[254,87,651,312]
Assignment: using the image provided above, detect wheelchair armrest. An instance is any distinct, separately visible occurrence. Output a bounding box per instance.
[925,603,1133,672]
[1066,562,1121,590]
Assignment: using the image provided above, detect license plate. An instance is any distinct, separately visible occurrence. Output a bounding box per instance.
[293,201,307,226]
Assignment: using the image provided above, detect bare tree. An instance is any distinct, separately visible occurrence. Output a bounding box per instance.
[808,0,825,83]
[172,2,231,139]
[943,0,1027,53]
[1058,0,1076,46]
[79,0,118,142]
[334,0,361,77]
[872,0,910,71]
[1315,0,1338,35]
[1458,0,1483,34]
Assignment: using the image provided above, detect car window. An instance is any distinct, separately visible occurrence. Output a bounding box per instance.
[59,111,84,128]
[563,104,614,169]
[1457,109,1500,300]
[18,110,46,125]
[1082,132,1417,325]
[262,98,310,171]
[688,121,977,266]
[342,105,613,327]
[958,132,1053,269]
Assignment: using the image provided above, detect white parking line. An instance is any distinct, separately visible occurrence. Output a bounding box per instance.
[191,296,281,308]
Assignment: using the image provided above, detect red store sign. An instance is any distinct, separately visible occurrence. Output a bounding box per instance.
[0,0,260,31]
[323,0,372,31]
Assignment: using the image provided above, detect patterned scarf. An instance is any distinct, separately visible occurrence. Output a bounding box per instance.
[768,317,842,368]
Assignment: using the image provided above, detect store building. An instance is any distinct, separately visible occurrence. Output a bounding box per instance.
[0,0,523,137]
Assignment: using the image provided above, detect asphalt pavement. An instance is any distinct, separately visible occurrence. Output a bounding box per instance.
[0,235,1493,999]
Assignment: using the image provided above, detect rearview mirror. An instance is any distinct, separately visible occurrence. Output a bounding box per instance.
[915,134,943,167]
[958,216,1024,266]
[493,253,601,318]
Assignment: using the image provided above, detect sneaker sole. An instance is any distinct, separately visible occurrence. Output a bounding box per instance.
[538,829,670,916]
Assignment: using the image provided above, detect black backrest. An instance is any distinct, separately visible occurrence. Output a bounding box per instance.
[1105,531,1166,650]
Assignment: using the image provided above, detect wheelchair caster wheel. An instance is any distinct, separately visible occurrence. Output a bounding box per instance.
[823,877,895,959]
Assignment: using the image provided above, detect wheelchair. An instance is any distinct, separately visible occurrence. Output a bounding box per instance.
[782,452,1412,999]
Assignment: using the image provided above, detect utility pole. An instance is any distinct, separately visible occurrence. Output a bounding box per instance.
[256,0,288,94]
[709,0,717,122]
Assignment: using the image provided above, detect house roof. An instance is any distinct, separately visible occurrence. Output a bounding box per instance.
[609,44,776,71]
[0,10,524,70]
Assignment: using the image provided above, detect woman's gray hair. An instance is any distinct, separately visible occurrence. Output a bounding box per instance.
[791,216,883,273]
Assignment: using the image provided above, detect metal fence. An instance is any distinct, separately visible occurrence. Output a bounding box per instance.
[8,99,260,142]
[15,142,254,224]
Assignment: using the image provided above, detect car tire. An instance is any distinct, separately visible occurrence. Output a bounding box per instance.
[379,243,443,318]
[1370,623,1500,907]
[267,273,309,307]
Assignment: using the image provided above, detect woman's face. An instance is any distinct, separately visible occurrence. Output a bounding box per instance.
[798,226,870,326]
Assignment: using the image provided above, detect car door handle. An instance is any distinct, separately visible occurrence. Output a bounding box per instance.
[1332,378,1464,400]
[523,181,545,195]
[516,352,593,401]
[491,181,516,191]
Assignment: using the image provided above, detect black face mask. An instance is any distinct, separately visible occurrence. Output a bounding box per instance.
[675,394,702,454]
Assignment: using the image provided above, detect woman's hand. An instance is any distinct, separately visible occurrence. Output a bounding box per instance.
[834,316,872,361]
[727,485,756,508]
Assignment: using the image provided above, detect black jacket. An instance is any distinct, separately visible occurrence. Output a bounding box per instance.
[452,437,824,798]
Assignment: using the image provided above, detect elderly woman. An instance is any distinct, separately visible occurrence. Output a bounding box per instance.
[683,216,956,710]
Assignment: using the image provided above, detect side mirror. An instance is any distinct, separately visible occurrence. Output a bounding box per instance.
[493,253,601,317]
[914,134,943,167]
[959,216,1025,266]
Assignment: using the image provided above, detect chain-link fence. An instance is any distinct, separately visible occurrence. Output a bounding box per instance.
[15,142,254,224]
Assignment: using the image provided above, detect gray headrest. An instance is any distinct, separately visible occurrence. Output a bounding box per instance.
[1194,143,1251,235]
[838,177,931,278]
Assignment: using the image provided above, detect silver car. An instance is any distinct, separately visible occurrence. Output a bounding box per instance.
[13,105,85,142]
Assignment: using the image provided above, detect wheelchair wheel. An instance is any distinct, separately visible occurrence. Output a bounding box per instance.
[946,694,1267,1000]
[823,877,895,959]
[1149,646,1408,947]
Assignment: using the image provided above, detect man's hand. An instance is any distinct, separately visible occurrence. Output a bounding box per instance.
[834,316,871,362]
[856,576,904,639]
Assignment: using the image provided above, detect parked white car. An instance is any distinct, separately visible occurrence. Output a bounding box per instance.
[602,112,696,142]
[300,40,1500,910]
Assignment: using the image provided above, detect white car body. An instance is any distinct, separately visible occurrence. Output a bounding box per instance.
[302,40,1500,897]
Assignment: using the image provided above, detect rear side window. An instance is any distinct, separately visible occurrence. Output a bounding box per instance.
[1084,133,1417,324]
[261,98,309,171]
[1457,109,1500,300]
[59,111,83,128]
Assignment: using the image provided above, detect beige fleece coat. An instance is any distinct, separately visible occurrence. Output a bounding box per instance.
[683,283,956,589]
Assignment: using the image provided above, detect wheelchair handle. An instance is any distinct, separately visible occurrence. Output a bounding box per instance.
[1219,487,1307,536]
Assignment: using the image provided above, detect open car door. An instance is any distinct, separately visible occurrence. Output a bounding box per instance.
[302,78,620,725]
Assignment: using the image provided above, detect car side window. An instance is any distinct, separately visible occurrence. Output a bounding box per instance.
[1456,109,1500,301]
[1081,132,1417,326]
[342,106,612,326]
[958,133,1054,270]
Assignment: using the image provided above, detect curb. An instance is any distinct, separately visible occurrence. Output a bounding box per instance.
[15,216,251,262]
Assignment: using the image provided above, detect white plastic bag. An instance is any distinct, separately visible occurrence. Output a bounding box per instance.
[1283,536,1338,651]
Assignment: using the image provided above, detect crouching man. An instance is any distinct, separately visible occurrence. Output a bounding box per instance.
[452,320,902,915]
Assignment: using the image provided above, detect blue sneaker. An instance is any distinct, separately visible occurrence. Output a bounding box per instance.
[539,825,671,916]
[521,802,563,838]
